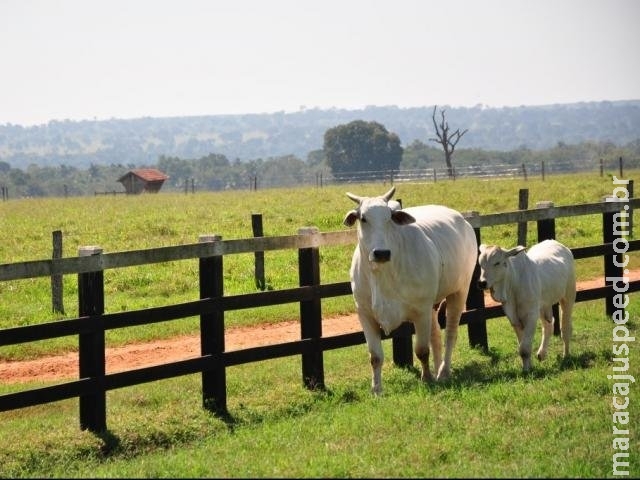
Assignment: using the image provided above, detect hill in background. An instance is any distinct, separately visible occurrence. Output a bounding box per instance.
[1,100,639,169]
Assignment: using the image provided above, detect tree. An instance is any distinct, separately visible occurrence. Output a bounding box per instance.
[429,105,468,178]
[323,120,403,178]
[400,140,441,169]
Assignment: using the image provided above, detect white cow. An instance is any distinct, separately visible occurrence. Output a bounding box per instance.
[477,239,576,372]
[343,186,477,394]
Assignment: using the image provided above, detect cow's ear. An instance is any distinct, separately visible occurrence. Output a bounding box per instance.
[343,210,359,227]
[391,210,415,225]
[505,245,526,257]
[479,244,487,253]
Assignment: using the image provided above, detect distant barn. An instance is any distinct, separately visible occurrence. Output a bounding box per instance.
[118,168,169,194]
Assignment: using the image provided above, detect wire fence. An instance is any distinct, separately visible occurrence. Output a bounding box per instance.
[242,157,639,191]
[29,156,632,197]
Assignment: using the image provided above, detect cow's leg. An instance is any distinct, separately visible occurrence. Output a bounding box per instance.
[430,307,442,377]
[559,297,573,358]
[413,312,434,382]
[511,322,524,344]
[436,291,465,380]
[536,306,554,361]
[360,314,384,395]
[518,312,538,372]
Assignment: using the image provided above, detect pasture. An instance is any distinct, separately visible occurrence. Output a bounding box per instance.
[0,171,638,477]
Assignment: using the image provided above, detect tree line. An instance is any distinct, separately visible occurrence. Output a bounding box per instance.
[1,101,639,170]
[1,132,638,198]
[0,140,640,198]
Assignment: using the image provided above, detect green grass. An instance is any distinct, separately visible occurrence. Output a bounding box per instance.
[0,171,638,478]
[0,296,637,477]
[0,171,638,361]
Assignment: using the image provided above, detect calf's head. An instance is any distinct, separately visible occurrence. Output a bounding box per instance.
[343,186,415,263]
[477,244,525,292]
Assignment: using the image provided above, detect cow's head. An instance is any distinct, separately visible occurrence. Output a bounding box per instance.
[477,244,525,296]
[343,186,415,263]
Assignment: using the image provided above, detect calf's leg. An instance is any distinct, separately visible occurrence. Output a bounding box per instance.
[560,297,573,357]
[518,312,538,372]
[536,306,554,361]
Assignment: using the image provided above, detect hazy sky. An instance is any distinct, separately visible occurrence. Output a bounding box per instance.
[1,0,639,126]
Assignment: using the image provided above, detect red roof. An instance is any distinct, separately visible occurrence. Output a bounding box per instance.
[119,169,169,182]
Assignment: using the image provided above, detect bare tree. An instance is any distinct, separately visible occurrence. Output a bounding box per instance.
[429,105,468,178]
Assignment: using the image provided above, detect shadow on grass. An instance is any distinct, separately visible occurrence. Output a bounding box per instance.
[199,383,367,435]
[97,430,121,456]
[558,350,599,370]
[86,347,608,462]
[389,345,605,393]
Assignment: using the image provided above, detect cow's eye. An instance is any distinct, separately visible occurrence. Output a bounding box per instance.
[493,261,501,267]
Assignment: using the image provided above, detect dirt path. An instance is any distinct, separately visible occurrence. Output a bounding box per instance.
[2,271,638,384]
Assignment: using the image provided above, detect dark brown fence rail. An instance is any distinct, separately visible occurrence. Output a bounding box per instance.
[1,197,638,433]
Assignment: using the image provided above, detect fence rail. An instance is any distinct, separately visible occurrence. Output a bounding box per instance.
[1,197,639,432]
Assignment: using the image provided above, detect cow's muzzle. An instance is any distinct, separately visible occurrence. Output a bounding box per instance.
[370,249,391,263]
[477,280,488,290]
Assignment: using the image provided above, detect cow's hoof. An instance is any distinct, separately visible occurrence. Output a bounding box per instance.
[435,366,450,381]
[420,371,434,383]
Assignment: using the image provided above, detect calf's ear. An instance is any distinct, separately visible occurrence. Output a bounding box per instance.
[343,210,359,227]
[391,210,415,225]
[479,244,488,253]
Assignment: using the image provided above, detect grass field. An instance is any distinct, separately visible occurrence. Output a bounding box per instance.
[0,297,637,477]
[0,171,638,477]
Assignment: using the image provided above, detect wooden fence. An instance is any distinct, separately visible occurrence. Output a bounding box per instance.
[1,197,639,433]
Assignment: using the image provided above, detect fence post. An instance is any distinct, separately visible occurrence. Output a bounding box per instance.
[464,211,488,351]
[251,213,266,291]
[51,230,65,314]
[535,202,560,336]
[602,198,625,317]
[541,160,546,181]
[199,234,227,415]
[535,201,556,240]
[619,157,624,179]
[78,245,106,433]
[298,227,325,390]
[518,189,529,246]
[521,163,527,181]
[600,158,604,177]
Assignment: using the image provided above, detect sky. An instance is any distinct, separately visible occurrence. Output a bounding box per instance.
[1,0,639,126]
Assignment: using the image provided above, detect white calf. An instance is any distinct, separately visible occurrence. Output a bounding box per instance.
[477,239,576,371]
